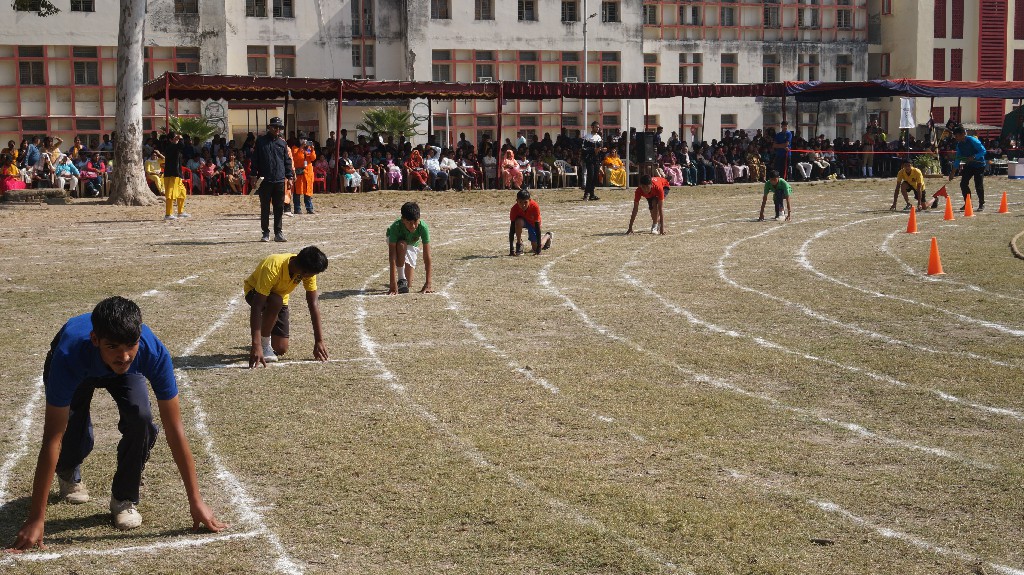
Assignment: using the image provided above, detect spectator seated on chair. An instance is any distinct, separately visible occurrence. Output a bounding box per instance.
[223,150,246,194]
[341,151,362,193]
[439,150,460,191]
[533,158,553,189]
[185,153,203,193]
[424,147,447,190]
[54,154,80,194]
[145,149,165,195]
[500,149,523,189]
[82,153,107,197]
[384,152,403,189]
[0,152,27,194]
[199,152,220,194]
[602,149,627,187]
[33,153,56,189]
[405,149,429,190]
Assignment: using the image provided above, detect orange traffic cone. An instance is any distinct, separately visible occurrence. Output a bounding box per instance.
[943,196,955,221]
[927,237,945,275]
[998,191,1009,214]
[931,185,948,209]
[906,206,918,234]
[964,194,975,217]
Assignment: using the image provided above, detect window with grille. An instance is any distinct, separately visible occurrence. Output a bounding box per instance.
[433,50,452,61]
[475,0,493,20]
[763,54,779,83]
[933,48,944,80]
[176,47,201,73]
[246,0,267,17]
[721,114,737,129]
[273,0,293,18]
[247,45,269,76]
[519,65,536,81]
[562,51,579,61]
[351,46,361,68]
[798,54,819,81]
[837,9,852,29]
[71,0,95,12]
[432,64,451,82]
[720,7,735,26]
[478,116,496,126]
[19,46,44,58]
[275,46,295,77]
[721,53,737,83]
[78,119,101,131]
[19,61,44,86]
[601,65,618,82]
[799,7,818,28]
[1016,0,1024,40]
[15,0,42,11]
[836,54,852,82]
[601,1,620,23]
[74,62,99,85]
[562,65,578,81]
[880,53,890,77]
[23,120,47,132]
[174,0,198,14]
[678,53,702,84]
[644,66,657,83]
[643,5,657,25]
[520,116,538,127]
[73,46,98,58]
[431,0,450,19]
[520,51,537,61]
[950,48,962,81]
[601,52,619,62]
[364,45,375,67]
[476,64,494,81]
[561,0,579,22]
[680,5,701,25]
[476,51,494,61]
[764,5,780,28]
[562,115,579,126]
[518,0,537,21]
[951,0,963,38]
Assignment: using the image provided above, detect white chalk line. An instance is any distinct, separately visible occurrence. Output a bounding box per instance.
[725,469,1024,575]
[797,216,1024,337]
[620,262,1024,423]
[186,357,374,371]
[0,376,44,505]
[539,239,997,471]
[881,229,1022,302]
[716,219,1016,368]
[0,530,263,567]
[354,260,685,573]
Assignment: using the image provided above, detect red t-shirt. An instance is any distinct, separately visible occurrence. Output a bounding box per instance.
[510,199,541,225]
[634,177,668,203]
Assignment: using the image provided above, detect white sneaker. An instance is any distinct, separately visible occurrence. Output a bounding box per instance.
[164,214,177,221]
[651,224,659,234]
[110,498,143,530]
[58,476,90,504]
[177,212,190,218]
[284,211,293,217]
[262,345,278,362]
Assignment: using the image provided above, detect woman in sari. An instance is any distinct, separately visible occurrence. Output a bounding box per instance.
[500,148,523,189]
[405,149,429,190]
[602,148,627,188]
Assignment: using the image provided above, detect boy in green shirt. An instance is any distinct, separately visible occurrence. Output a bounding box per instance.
[758,170,792,222]
[387,202,433,295]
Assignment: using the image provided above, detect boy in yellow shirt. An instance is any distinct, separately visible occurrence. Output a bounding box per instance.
[892,159,927,212]
[244,246,329,367]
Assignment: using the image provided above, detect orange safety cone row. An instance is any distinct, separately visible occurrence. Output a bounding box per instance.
[927,236,945,275]
[943,195,955,221]
[998,191,1010,214]
[906,206,919,234]
[964,194,975,217]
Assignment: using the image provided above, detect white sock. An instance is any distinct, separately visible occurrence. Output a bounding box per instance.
[397,266,406,281]
[261,336,271,349]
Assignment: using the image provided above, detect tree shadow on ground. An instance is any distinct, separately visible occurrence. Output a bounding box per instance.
[320,289,377,300]
[459,254,502,260]
[150,240,254,247]
[177,351,248,370]
[0,497,201,545]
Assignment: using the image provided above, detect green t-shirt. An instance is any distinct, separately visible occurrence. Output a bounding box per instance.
[387,219,430,246]
[763,178,792,198]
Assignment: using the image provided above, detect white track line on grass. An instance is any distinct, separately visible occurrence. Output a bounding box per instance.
[188,357,374,370]
[175,296,303,574]
[726,469,1024,575]
[881,230,1021,301]
[0,376,44,504]
[355,269,685,574]
[797,216,1024,337]
[717,222,1015,368]
[0,530,263,568]
[620,264,1024,423]
[540,242,996,470]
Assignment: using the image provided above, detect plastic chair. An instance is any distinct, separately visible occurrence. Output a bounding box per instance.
[313,168,327,194]
[180,167,194,195]
[554,160,578,188]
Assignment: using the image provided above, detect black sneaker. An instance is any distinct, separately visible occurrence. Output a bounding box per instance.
[977,203,985,212]
[515,241,523,256]
[397,278,409,294]
[588,195,600,201]
[274,233,287,242]
[260,232,270,242]
[542,232,553,250]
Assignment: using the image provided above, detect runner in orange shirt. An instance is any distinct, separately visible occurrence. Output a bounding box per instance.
[627,174,669,235]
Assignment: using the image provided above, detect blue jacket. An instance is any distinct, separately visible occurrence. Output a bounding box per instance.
[54,161,80,177]
[954,136,987,170]
[251,134,294,183]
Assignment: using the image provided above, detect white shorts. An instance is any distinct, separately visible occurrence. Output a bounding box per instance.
[387,239,419,268]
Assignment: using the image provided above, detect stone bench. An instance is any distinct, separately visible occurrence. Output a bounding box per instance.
[1,187,71,205]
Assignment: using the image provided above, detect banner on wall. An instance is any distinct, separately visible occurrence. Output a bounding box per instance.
[899,98,916,129]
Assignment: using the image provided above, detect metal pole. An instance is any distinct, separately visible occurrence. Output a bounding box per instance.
[582,0,588,131]
[814,101,820,140]
[681,96,685,144]
[164,73,170,131]
[334,81,343,192]
[644,83,650,132]
[427,98,433,142]
[796,99,801,139]
[496,82,503,153]
[782,94,787,124]
[625,100,631,180]
[701,96,707,143]
[284,90,291,138]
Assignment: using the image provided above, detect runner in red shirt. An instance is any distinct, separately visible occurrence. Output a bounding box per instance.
[509,189,553,256]
[627,174,669,235]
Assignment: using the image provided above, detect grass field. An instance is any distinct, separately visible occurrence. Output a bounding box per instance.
[0,178,1022,574]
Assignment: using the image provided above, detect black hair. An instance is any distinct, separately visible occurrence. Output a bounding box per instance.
[91,296,142,344]
[295,246,329,275]
[167,130,177,139]
[901,158,913,164]
[400,201,420,222]
[952,125,966,135]
[516,188,531,201]
[768,169,780,179]
[639,174,652,185]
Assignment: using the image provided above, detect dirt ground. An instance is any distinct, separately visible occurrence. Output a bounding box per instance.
[1,176,1023,574]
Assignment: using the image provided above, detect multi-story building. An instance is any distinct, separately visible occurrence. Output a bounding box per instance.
[9,0,994,150]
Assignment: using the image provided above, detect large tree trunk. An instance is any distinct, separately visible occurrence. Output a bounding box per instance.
[109,0,157,206]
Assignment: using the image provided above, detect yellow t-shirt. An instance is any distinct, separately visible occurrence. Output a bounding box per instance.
[896,166,925,190]
[243,253,317,306]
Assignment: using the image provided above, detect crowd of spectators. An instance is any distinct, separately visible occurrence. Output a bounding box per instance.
[2,120,1017,197]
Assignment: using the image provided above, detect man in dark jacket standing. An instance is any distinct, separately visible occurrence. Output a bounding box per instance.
[251,117,294,242]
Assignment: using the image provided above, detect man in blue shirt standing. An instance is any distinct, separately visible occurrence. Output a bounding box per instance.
[772,121,793,178]
[949,125,987,211]
[10,297,225,550]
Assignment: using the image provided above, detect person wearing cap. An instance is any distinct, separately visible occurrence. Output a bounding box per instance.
[290,133,317,214]
[772,121,793,178]
[627,174,669,235]
[892,158,927,212]
[251,117,295,242]
[581,121,602,201]
[159,131,189,220]
[949,125,987,211]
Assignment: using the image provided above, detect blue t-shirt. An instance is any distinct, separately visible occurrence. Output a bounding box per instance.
[773,130,792,156]
[45,314,178,408]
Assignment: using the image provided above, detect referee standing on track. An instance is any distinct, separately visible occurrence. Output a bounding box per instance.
[582,121,602,201]
[251,117,295,242]
[949,125,988,211]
